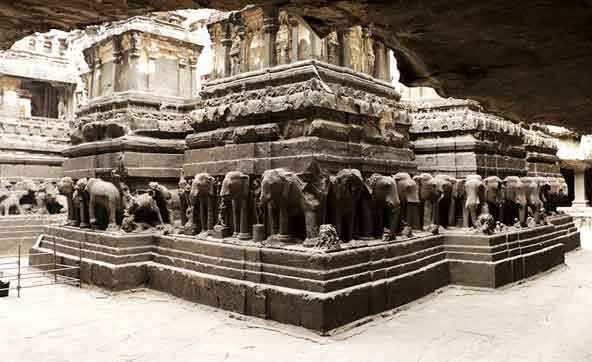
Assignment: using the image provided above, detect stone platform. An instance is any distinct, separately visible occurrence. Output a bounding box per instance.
[29,215,579,333]
[0,214,66,255]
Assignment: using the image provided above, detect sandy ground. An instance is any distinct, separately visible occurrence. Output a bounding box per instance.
[2,249,592,362]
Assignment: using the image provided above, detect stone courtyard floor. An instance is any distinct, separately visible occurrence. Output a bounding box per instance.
[2,248,592,362]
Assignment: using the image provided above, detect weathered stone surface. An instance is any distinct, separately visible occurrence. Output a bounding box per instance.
[0,1,590,132]
[30,215,578,332]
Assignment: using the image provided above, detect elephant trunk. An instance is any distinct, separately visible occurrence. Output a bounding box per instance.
[448,197,457,227]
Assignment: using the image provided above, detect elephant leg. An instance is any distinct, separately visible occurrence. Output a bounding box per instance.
[469,205,480,227]
[533,207,539,224]
[448,198,457,227]
[17,203,24,215]
[385,206,400,241]
[303,209,320,243]
[199,199,208,233]
[345,211,355,242]
[359,202,374,240]
[156,207,165,225]
[207,196,215,232]
[231,199,240,237]
[463,205,470,228]
[375,209,385,238]
[278,206,291,238]
[238,198,252,240]
[67,199,74,224]
[331,211,342,241]
[179,198,188,226]
[81,199,90,228]
[106,199,119,231]
[268,203,279,235]
[519,206,527,226]
[88,195,97,228]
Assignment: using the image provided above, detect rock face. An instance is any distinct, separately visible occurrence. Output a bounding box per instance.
[1,1,591,132]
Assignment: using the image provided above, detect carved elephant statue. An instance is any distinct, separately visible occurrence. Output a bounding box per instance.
[177,174,192,228]
[359,174,401,241]
[149,182,172,224]
[189,173,217,236]
[434,175,454,227]
[74,178,90,228]
[77,177,121,231]
[503,176,528,226]
[59,177,80,226]
[483,176,504,221]
[259,168,329,244]
[413,173,442,229]
[0,186,25,216]
[39,182,64,215]
[120,184,165,233]
[393,172,420,230]
[220,171,252,240]
[545,177,568,214]
[536,176,552,215]
[463,175,486,228]
[522,177,545,225]
[327,169,364,242]
[448,177,466,228]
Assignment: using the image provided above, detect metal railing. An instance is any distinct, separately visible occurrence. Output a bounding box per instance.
[0,238,82,297]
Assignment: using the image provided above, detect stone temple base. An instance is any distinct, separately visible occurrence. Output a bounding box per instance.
[0,214,65,255]
[29,215,579,333]
[558,206,592,249]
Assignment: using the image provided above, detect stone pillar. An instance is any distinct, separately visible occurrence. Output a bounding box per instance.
[177,56,187,97]
[112,35,123,93]
[572,169,589,208]
[262,8,278,68]
[221,32,232,78]
[92,47,102,98]
[127,32,143,92]
[189,56,199,96]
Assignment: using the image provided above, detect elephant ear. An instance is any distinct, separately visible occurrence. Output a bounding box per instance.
[282,174,295,200]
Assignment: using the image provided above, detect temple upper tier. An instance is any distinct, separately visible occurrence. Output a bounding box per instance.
[207,6,392,82]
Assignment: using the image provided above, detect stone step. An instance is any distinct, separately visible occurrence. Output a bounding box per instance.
[0,225,46,232]
[0,216,62,227]
[0,230,45,238]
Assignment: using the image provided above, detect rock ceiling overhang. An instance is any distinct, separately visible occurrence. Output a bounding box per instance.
[0,0,590,132]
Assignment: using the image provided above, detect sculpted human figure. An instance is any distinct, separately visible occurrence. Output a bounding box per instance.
[360,173,401,241]
[189,173,217,236]
[77,178,121,231]
[220,171,252,240]
[259,168,329,245]
[327,169,364,242]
